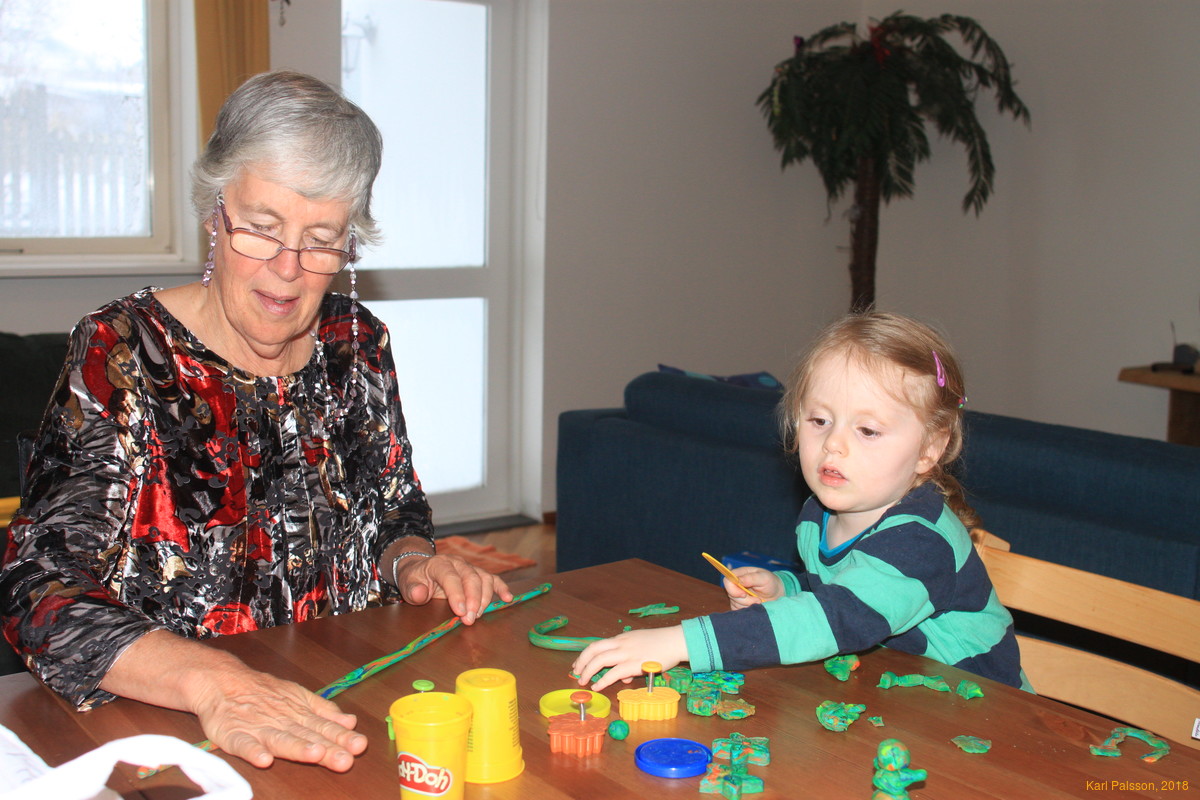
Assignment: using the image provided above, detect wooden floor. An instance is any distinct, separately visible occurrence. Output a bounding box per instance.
[459,522,557,583]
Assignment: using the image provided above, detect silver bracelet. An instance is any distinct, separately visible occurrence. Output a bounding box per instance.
[390,550,434,588]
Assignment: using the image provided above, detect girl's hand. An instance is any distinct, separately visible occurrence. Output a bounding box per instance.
[725,567,784,609]
[571,626,687,692]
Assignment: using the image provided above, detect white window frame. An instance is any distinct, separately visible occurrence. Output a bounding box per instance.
[0,0,200,277]
[338,0,546,528]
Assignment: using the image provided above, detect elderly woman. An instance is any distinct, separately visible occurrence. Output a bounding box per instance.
[0,70,511,772]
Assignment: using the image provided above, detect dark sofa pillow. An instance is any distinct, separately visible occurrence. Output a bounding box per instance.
[0,332,69,498]
[657,364,783,391]
[627,371,786,451]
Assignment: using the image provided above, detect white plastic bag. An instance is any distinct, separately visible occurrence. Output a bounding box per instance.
[0,724,251,800]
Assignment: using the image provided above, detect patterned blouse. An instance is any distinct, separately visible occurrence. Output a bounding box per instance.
[0,288,434,709]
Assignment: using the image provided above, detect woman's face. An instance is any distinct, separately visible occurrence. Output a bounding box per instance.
[206,169,351,370]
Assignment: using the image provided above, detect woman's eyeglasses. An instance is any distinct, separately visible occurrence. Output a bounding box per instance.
[217,200,356,275]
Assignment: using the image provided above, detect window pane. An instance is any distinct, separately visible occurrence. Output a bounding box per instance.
[342,0,487,269]
[369,298,486,495]
[0,0,150,238]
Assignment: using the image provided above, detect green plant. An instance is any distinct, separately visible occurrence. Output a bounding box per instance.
[758,11,1030,311]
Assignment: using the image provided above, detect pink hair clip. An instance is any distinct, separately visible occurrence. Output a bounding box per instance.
[932,350,947,387]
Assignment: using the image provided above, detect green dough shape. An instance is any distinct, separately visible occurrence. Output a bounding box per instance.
[1089,726,1171,763]
[607,719,630,740]
[951,735,991,753]
[528,616,602,651]
[823,654,861,681]
[628,602,680,617]
[815,699,866,731]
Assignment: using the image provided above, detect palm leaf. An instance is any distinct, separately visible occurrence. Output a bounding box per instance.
[758,10,1030,308]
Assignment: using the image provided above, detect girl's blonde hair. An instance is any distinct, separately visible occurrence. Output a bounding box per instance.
[781,311,979,529]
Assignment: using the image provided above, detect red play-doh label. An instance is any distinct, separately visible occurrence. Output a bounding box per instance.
[397,752,454,796]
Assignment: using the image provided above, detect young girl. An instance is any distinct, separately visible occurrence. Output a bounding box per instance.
[573,312,1027,691]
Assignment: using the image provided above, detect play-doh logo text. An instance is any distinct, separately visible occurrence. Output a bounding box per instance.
[397,752,453,796]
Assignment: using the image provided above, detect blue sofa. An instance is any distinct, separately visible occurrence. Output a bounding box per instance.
[557,371,1200,684]
[557,372,806,585]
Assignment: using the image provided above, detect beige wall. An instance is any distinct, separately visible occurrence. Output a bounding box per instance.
[2,1,1196,517]
[862,0,1200,437]
[541,0,848,508]
[539,0,1200,510]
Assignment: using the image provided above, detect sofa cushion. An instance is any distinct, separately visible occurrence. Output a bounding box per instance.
[960,410,1200,542]
[657,364,783,390]
[625,371,785,451]
[969,497,1199,600]
[0,332,69,498]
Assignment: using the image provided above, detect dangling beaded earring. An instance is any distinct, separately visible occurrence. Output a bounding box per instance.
[201,203,219,287]
[346,254,362,400]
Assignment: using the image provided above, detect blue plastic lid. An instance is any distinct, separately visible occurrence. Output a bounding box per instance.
[634,738,712,778]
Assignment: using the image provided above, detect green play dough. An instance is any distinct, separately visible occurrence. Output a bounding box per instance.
[951,735,992,753]
[607,719,630,740]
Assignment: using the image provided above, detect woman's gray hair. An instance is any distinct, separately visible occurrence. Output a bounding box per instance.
[191,70,384,246]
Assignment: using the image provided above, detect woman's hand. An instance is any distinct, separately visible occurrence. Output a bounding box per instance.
[393,553,513,625]
[101,630,367,771]
[187,660,367,771]
[571,626,687,692]
[725,567,784,610]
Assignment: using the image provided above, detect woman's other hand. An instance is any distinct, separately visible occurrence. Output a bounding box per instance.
[393,553,513,625]
[726,567,784,610]
[101,631,367,771]
[571,626,687,692]
[188,660,367,771]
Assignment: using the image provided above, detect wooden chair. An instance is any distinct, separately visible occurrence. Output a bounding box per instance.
[974,530,1200,750]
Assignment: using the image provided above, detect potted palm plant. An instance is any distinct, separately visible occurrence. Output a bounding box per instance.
[758,12,1030,311]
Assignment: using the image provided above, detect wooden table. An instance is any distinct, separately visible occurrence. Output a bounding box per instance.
[1119,365,1200,446]
[2,559,1197,798]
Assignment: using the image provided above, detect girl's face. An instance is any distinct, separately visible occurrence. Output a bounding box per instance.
[797,352,948,541]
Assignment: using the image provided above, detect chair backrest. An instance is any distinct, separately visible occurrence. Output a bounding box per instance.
[975,530,1200,750]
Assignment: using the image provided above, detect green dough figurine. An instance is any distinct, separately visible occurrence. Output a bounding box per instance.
[712,733,770,766]
[872,738,927,799]
[955,679,984,699]
[951,735,991,753]
[687,685,721,716]
[664,665,693,692]
[705,733,768,797]
[815,699,866,731]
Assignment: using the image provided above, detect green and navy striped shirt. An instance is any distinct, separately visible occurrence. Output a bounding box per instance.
[681,482,1028,688]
